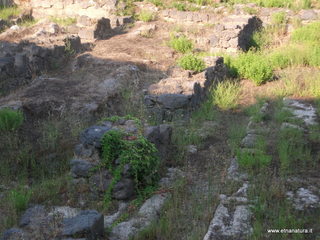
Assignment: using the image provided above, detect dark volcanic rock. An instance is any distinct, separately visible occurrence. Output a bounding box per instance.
[62,210,104,240]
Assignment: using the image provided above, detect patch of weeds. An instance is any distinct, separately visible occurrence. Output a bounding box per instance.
[272,70,320,97]
[291,21,320,44]
[18,18,38,27]
[0,6,20,20]
[244,99,268,122]
[138,10,156,22]
[50,17,76,26]
[147,0,164,7]
[178,54,205,72]
[277,127,313,174]
[243,7,258,15]
[101,128,159,208]
[271,12,287,25]
[236,140,272,171]
[228,123,246,155]
[212,81,241,110]
[168,34,193,53]
[0,108,24,131]
[9,188,32,214]
[116,0,136,16]
[172,2,187,11]
[64,38,76,57]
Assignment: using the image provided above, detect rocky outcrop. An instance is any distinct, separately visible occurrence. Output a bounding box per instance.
[109,168,184,240]
[13,0,117,20]
[145,57,227,121]
[0,35,82,95]
[1,206,104,240]
[210,15,262,53]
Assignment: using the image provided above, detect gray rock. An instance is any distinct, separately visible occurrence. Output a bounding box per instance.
[144,126,159,144]
[112,178,135,200]
[49,206,80,219]
[74,144,94,158]
[19,205,47,227]
[64,35,82,53]
[157,94,190,109]
[62,210,104,240]
[104,202,128,228]
[80,125,112,147]
[287,188,320,210]
[70,159,95,178]
[241,133,258,148]
[187,145,197,154]
[138,194,168,219]
[159,124,172,144]
[0,228,26,240]
[300,10,318,20]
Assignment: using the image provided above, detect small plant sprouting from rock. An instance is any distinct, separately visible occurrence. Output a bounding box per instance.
[64,39,75,57]
[101,128,159,208]
[9,188,32,214]
[0,108,24,132]
[178,54,205,73]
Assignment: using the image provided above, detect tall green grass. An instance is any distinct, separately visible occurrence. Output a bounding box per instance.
[212,81,241,110]
[0,6,20,20]
[0,108,24,131]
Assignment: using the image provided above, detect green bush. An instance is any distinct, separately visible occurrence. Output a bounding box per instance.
[138,10,156,22]
[168,35,193,53]
[178,54,205,72]
[101,128,159,206]
[0,108,24,131]
[233,52,273,85]
[212,81,241,110]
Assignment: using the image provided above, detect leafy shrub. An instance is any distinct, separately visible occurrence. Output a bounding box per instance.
[9,188,32,213]
[233,52,273,85]
[101,128,159,206]
[138,10,156,22]
[168,35,193,53]
[178,54,205,72]
[212,81,241,110]
[0,108,24,131]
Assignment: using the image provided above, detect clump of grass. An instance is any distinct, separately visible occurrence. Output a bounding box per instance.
[212,81,241,110]
[225,0,312,9]
[18,18,38,27]
[50,17,76,26]
[0,108,24,131]
[138,10,156,22]
[172,2,187,11]
[243,7,258,15]
[9,188,32,214]
[0,6,20,20]
[168,35,193,53]
[178,54,205,72]
[148,0,164,7]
